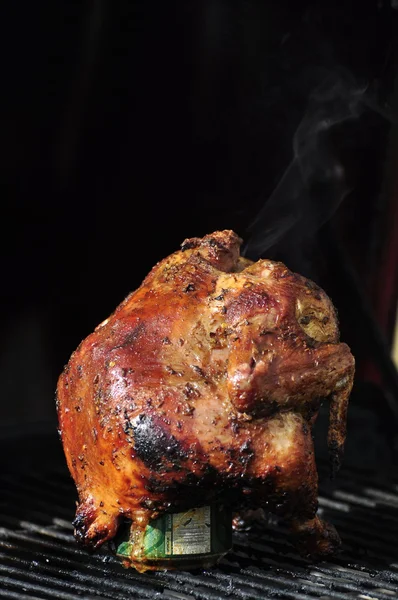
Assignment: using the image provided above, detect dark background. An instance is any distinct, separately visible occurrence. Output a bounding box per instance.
[1,0,398,457]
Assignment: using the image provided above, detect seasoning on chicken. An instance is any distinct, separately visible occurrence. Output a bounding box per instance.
[56,230,354,572]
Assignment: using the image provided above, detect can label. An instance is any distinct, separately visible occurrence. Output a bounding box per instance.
[117,504,231,561]
[167,506,211,555]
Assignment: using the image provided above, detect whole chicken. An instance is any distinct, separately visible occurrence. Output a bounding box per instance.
[57,230,354,571]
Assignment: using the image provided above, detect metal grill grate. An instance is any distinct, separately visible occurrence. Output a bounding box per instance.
[1,460,398,600]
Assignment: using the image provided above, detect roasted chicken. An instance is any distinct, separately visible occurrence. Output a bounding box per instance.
[57,230,354,571]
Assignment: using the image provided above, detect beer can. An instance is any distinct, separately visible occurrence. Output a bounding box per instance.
[116,504,232,571]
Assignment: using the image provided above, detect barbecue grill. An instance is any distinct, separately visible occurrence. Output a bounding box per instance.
[3,1,398,598]
[1,399,397,600]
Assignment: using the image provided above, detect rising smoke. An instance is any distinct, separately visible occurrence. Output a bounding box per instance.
[243,71,371,261]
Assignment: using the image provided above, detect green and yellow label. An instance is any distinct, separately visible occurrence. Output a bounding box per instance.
[117,505,231,561]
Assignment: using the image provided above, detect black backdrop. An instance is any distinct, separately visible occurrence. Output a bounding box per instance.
[1,0,397,430]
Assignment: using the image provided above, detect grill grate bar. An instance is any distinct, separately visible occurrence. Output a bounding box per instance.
[333,490,377,509]
[318,497,351,512]
[363,488,398,506]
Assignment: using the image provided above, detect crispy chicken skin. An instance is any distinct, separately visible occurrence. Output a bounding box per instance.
[57,230,354,571]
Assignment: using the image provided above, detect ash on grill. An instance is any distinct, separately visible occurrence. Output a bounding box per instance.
[0,454,397,600]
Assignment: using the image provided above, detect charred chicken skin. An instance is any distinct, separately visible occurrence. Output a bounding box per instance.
[57,230,354,571]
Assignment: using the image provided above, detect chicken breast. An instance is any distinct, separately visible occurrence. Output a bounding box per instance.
[57,230,354,571]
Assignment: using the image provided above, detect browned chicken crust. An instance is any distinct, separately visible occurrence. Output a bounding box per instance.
[57,230,354,571]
